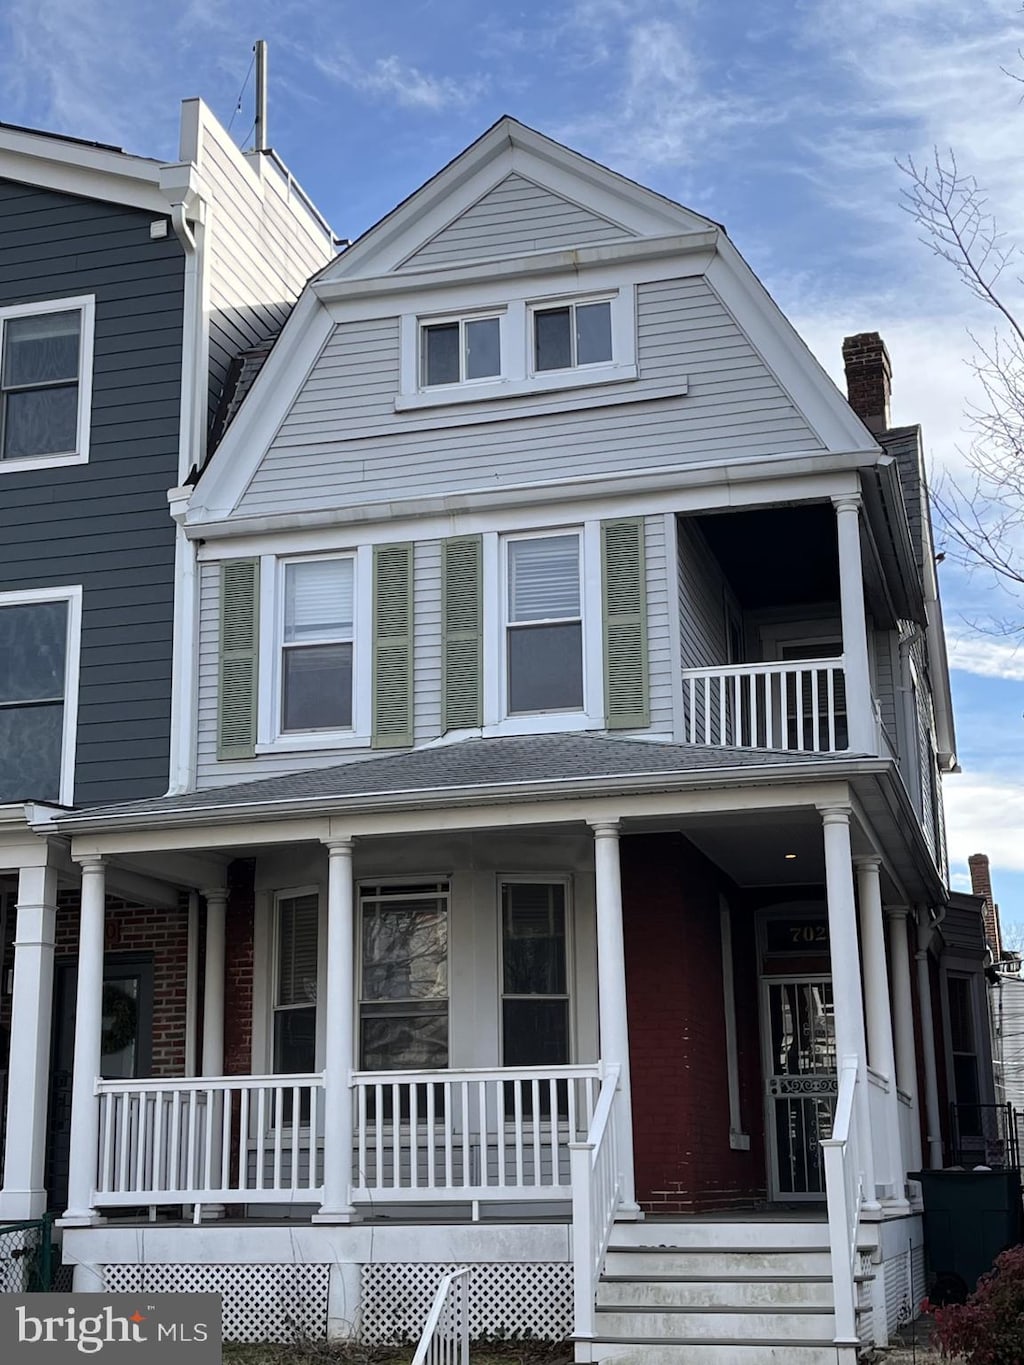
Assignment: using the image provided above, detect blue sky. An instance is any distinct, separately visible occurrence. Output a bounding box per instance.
[2,0,1023,927]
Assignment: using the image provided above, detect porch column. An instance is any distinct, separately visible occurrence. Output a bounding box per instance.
[0,859,59,1220]
[855,857,908,1208]
[832,495,875,753]
[887,906,922,1172]
[201,888,228,1075]
[60,856,106,1226]
[314,838,356,1223]
[821,807,878,1211]
[590,821,639,1217]
[915,910,945,1169]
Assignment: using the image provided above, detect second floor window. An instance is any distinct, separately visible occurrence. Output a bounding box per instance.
[0,299,93,466]
[0,592,78,804]
[281,557,354,732]
[421,315,501,388]
[506,533,584,714]
[533,299,612,373]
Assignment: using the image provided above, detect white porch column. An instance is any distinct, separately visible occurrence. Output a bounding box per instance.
[833,495,876,753]
[201,888,228,1076]
[313,838,356,1223]
[915,910,945,1169]
[821,807,878,1211]
[590,821,639,1217]
[60,856,106,1226]
[855,857,908,1209]
[887,906,922,1173]
[0,859,59,1220]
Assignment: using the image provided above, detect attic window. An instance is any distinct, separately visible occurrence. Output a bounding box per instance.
[421,315,501,387]
[533,299,612,372]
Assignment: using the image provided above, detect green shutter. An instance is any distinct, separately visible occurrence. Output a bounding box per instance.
[217,558,259,759]
[442,535,483,732]
[602,517,649,729]
[372,542,414,748]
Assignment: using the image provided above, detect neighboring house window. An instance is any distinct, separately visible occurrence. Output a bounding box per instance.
[420,315,501,388]
[280,556,354,732]
[501,881,570,1067]
[0,297,94,469]
[505,532,584,714]
[0,587,81,805]
[272,891,319,1074]
[533,298,612,373]
[359,882,449,1071]
[947,972,981,1115]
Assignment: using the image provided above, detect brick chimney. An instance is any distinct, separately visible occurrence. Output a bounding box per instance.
[842,332,892,434]
[969,852,1003,959]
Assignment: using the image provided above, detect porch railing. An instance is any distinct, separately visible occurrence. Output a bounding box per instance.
[94,1074,325,1206]
[412,1266,470,1365]
[570,1063,623,1348]
[352,1063,601,1203]
[681,659,848,752]
[821,1058,863,1348]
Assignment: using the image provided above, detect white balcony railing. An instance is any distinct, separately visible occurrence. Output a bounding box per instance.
[570,1063,623,1347]
[94,1074,325,1206]
[681,659,849,753]
[821,1058,863,1348]
[352,1063,602,1203]
[92,1064,602,1210]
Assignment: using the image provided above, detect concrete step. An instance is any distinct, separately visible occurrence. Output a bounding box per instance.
[603,1247,834,1277]
[597,1275,834,1309]
[593,1307,835,1341]
[609,1221,829,1250]
[586,1339,841,1364]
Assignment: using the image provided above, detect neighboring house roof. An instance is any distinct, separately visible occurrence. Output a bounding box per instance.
[57,733,849,829]
[207,338,280,457]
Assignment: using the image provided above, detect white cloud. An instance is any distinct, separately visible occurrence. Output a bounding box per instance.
[312,49,485,112]
[946,633,1024,680]
[945,773,1024,872]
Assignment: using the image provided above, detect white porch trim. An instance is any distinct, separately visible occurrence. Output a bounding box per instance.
[60,855,106,1226]
[314,838,356,1222]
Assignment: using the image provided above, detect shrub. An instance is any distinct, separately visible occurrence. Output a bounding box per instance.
[926,1243,1024,1363]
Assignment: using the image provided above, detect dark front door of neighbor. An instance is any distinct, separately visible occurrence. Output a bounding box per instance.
[46,955,154,1212]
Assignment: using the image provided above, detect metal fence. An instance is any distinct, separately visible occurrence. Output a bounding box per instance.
[0,1215,59,1293]
[949,1102,1021,1169]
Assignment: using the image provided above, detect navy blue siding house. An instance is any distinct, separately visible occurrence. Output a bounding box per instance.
[0,103,334,1220]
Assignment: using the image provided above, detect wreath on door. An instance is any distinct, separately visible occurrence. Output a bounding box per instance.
[101,982,138,1055]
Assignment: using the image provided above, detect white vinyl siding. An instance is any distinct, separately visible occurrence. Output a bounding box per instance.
[238,277,821,519]
[398,173,634,271]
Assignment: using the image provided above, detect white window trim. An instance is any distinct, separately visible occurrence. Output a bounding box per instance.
[357,877,452,1073]
[528,291,617,377]
[418,306,506,391]
[255,546,372,754]
[396,286,636,411]
[0,584,82,807]
[482,524,603,736]
[0,295,95,473]
[269,885,324,1076]
[497,873,576,1066]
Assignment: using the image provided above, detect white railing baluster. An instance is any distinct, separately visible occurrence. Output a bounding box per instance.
[686,676,696,743]
[238,1085,250,1193]
[702,675,711,744]
[478,1080,488,1190]
[410,1083,419,1190]
[827,668,837,751]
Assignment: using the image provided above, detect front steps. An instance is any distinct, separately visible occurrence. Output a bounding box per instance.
[578,1219,873,1364]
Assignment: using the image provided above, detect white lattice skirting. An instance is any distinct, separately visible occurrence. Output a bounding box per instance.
[361,1262,573,1344]
[103,1264,329,1342]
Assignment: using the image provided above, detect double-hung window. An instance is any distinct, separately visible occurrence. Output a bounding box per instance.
[505,533,584,714]
[420,314,501,388]
[0,588,80,805]
[359,882,449,1071]
[281,557,354,733]
[0,298,93,467]
[533,298,612,373]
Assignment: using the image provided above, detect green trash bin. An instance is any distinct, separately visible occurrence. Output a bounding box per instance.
[911,1169,1024,1298]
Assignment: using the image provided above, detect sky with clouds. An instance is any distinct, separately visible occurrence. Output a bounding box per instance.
[2,0,1022,923]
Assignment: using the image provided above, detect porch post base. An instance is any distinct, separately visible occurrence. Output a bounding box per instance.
[860,1200,884,1221]
[614,1201,644,1221]
[57,1212,105,1228]
[0,1188,49,1221]
[881,1196,912,1216]
[312,1208,357,1224]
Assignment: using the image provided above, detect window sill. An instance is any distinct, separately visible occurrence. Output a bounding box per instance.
[0,450,88,474]
[482,713,604,738]
[394,363,639,412]
[255,731,371,755]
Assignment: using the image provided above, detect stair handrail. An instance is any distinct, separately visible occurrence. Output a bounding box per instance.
[821,1056,863,1349]
[412,1266,470,1365]
[569,1061,623,1348]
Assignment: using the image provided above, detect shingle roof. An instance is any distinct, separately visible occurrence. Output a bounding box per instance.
[61,733,848,828]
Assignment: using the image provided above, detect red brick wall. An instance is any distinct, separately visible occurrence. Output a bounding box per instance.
[54,893,189,1075]
[622,833,765,1212]
[223,860,255,1076]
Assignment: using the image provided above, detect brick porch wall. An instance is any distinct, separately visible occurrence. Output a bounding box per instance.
[622,832,766,1213]
[223,859,255,1076]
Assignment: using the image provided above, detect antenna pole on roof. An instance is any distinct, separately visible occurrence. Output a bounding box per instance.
[253,40,268,151]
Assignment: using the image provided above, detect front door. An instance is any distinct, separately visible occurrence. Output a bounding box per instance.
[762,976,837,1199]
